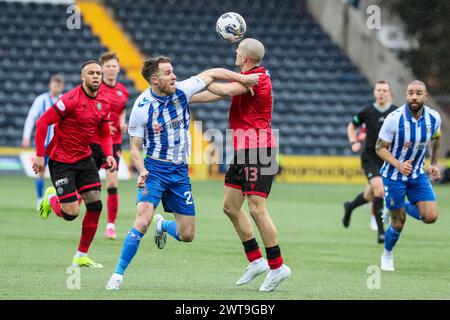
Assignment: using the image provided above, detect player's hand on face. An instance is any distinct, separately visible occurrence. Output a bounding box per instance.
[120,123,128,134]
[22,139,30,148]
[106,156,117,172]
[398,159,413,176]
[428,165,441,182]
[32,156,45,174]
[241,73,262,87]
[351,142,361,153]
[137,170,149,188]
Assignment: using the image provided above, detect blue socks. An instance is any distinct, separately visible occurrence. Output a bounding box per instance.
[162,220,180,241]
[35,178,44,199]
[384,225,401,251]
[114,228,144,275]
[404,202,422,221]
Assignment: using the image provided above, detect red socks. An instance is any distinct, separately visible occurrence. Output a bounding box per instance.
[107,188,118,224]
[50,196,62,217]
[78,209,101,253]
[266,246,284,270]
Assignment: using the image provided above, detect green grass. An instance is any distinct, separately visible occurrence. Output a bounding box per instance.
[0,176,449,300]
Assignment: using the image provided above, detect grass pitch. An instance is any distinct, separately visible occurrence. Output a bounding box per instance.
[1,176,449,300]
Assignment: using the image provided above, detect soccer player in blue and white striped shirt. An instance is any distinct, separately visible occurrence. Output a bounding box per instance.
[376,80,442,271]
[22,74,64,208]
[106,56,261,290]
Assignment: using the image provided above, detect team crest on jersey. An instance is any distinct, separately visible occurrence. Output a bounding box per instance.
[172,98,181,108]
[97,102,102,110]
[403,141,412,149]
[56,100,65,111]
[116,90,123,97]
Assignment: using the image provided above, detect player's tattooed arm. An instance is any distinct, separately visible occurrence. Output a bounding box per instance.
[130,136,148,188]
[430,135,441,166]
[428,135,441,182]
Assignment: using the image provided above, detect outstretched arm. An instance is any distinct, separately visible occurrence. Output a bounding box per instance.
[196,68,260,88]
[190,82,252,104]
[190,90,224,104]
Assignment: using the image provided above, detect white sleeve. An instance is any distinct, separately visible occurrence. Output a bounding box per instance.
[22,95,44,140]
[378,113,397,143]
[176,76,206,101]
[128,101,148,138]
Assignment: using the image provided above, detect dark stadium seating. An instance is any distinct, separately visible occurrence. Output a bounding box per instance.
[0,0,373,155]
[105,0,373,155]
[0,1,138,147]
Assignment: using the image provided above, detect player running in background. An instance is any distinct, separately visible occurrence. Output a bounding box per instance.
[22,74,65,208]
[376,80,441,271]
[106,56,261,290]
[190,38,291,292]
[343,81,397,243]
[90,52,129,240]
[33,61,117,268]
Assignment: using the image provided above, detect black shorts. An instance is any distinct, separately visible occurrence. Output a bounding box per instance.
[361,157,383,181]
[90,143,121,170]
[48,156,101,203]
[225,148,277,198]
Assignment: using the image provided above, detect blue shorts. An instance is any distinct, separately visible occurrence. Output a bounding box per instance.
[136,158,195,216]
[383,174,436,210]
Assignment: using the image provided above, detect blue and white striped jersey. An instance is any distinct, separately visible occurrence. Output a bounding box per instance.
[128,76,206,164]
[23,92,61,146]
[379,104,441,181]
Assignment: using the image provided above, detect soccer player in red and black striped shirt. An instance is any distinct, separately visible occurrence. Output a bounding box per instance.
[90,52,129,240]
[33,61,117,268]
[191,38,291,292]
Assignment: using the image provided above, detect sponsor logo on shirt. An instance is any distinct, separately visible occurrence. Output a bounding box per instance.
[153,123,163,134]
[56,100,65,111]
[97,102,102,110]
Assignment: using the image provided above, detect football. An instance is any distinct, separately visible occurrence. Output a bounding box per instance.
[216,12,247,43]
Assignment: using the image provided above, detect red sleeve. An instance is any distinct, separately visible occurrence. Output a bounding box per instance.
[35,107,61,156]
[121,86,129,112]
[52,95,75,119]
[99,118,113,157]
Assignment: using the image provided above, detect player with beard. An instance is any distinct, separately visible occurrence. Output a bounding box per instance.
[33,61,117,268]
[376,80,442,271]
